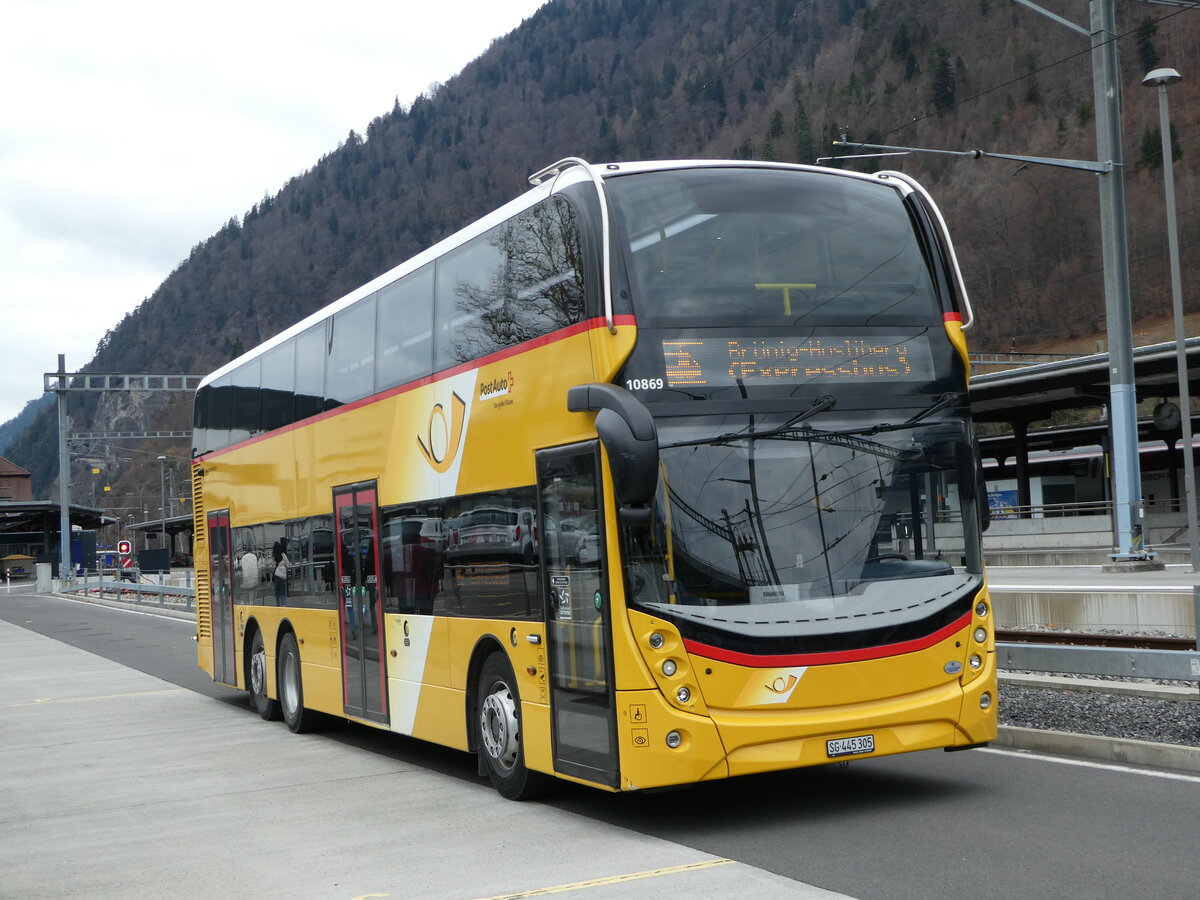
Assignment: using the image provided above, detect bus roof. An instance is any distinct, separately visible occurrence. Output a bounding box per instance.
[197,159,914,390]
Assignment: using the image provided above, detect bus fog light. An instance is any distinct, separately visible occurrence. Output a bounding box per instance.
[666,730,682,749]
[975,600,988,617]
[974,627,987,643]
[969,654,983,670]
[980,692,992,710]
[661,659,677,677]
[649,632,664,649]
[676,686,691,703]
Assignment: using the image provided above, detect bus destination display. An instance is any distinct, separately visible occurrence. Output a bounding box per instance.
[662,336,934,387]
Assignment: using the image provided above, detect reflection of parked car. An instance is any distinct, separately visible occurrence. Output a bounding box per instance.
[381,517,443,610]
[340,527,376,557]
[381,517,444,571]
[382,516,444,548]
[446,506,536,564]
[574,522,601,566]
[558,516,599,565]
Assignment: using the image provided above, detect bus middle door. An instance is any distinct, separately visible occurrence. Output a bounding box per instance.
[204,510,238,686]
[333,483,389,724]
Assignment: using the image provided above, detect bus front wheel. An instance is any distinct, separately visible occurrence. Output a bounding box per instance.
[278,631,318,734]
[476,652,542,800]
[248,629,279,721]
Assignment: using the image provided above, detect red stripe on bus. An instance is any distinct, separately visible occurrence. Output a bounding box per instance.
[196,315,637,461]
[681,611,973,668]
[943,312,962,322]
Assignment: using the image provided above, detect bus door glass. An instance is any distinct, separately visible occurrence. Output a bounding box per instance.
[206,510,237,686]
[333,483,388,724]
[536,443,618,788]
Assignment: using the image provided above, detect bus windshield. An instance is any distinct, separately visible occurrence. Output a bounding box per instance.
[606,166,938,327]
[622,411,980,656]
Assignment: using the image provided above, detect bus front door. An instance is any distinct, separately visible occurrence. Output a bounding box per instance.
[206,510,237,686]
[536,444,619,789]
[333,483,389,724]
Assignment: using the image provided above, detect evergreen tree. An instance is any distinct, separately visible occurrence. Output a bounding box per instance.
[768,110,785,139]
[762,134,777,161]
[795,100,813,163]
[932,48,956,112]
[1140,124,1183,169]
[1136,18,1159,74]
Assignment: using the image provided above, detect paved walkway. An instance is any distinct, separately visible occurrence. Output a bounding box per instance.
[0,618,848,900]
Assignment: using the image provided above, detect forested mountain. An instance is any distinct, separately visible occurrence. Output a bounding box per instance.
[7,0,1200,505]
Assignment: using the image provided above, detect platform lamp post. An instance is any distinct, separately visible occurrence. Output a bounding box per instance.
[1142,68,1199,577]
[157,456,169,566]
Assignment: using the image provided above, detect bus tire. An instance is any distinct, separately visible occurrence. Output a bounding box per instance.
[476,652,543,800]
[278,631,317,734]
[248,629,280,721]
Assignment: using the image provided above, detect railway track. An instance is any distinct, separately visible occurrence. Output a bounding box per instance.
[996,628,1197,652]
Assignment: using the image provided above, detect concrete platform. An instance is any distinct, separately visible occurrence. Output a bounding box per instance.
[987,564,1200,636]
[0,619,847,900]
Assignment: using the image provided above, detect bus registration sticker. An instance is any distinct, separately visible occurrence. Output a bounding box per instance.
[827,734,874,758]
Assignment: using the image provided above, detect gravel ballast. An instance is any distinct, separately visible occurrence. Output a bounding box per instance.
[999,682,1200,748]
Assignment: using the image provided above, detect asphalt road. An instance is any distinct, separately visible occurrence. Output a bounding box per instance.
[3,589,1199,899]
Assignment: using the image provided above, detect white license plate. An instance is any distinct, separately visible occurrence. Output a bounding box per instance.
[827,734,875,758]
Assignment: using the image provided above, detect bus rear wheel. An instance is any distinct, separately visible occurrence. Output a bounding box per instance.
[248,629,279,720]
[278,631,318,733]
[476,652,543,800]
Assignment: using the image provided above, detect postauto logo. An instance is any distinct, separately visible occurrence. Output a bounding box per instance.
[417,391,467,474]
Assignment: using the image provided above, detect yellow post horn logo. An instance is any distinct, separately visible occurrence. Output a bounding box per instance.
[417,391,466,473]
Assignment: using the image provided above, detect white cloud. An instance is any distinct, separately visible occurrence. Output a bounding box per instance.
[0,0,546,424]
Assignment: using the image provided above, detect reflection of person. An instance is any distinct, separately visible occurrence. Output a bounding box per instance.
[272,541,289,604]
[237,547,259,590]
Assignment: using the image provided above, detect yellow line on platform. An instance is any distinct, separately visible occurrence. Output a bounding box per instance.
[473,859,736,899]
[1,688,186,708]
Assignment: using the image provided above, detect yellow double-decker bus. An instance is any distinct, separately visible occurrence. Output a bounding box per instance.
[192,158,995,798]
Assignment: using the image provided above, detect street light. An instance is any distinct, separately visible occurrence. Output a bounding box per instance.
[157,456,169,566]
[1142,68,1198,576]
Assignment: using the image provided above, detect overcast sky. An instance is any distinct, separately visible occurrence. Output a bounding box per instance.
[0,0,548,425]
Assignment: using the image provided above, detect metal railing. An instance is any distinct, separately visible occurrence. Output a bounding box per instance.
[998,642,1200,684]
[969,351,1079,368]
[985,500,1114,519]
[60,569,195,612]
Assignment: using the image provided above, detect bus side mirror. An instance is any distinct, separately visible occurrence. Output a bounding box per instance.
[568,383,659,525]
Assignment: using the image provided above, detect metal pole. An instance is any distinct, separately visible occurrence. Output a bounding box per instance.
[158,456,168,567]
[1010,0,1148,562]
[56,354,72,586]
[1091,0,1146,561]
[1146,69,1199,572]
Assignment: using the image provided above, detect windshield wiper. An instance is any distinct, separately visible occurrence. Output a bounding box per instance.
[660,392,962,461]
[802,392,964,439]
[662,395,836,450]
[902,391,962,426]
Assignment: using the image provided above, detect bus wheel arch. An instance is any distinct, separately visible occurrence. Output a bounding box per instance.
[469,642,544,800]
[465,638,505,761]
[244,619,280,721]
[276,625,319,733]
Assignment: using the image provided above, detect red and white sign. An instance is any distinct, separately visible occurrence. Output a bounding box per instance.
[122,556,135,569]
